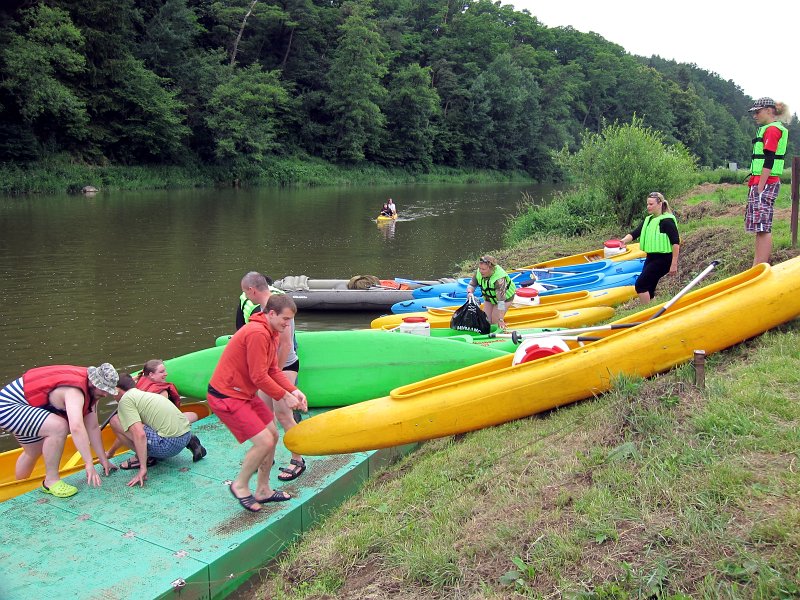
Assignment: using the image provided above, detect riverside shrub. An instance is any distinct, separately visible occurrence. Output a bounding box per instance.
[554,117,697,226]
[505,187,612,246]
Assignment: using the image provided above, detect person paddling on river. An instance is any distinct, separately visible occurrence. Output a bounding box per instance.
[619,191,680,305]
[387,198,397,216]
[379,202,393,217]
[0,363,120,498]
[466,255,516,330]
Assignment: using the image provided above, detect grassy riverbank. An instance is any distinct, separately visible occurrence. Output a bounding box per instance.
[252,183,800,599]
[0,156,533,196]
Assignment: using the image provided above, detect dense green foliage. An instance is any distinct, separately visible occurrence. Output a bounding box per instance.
[1,0,798,182]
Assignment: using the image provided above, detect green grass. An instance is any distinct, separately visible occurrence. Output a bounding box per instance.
[264,323,800,598]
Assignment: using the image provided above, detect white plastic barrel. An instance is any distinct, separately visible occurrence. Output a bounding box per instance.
[399,316,430,336]
[512,336,570,365]
[512,286,540,307]
[603,239,626,258]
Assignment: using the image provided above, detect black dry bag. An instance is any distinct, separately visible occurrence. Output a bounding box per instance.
[450,295,491,334]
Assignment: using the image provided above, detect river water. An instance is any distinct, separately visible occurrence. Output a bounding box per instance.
[0,182,557,451]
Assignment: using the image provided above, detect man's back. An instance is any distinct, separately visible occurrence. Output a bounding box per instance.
[118,388,189,439]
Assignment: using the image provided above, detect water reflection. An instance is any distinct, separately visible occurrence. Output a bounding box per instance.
[377,219,396,240]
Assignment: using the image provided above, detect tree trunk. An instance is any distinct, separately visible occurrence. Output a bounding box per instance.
[281,26,295,70]
[230,0,258,67]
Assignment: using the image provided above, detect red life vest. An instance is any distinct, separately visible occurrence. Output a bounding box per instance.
[21,365,93,417]
[136,377,182,407]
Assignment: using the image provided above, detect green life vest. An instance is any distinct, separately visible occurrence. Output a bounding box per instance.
[236,287,288,330]
[640,213,677,254]
[750,121,788,177]
[236,292,260,330]
[475,265,516,304]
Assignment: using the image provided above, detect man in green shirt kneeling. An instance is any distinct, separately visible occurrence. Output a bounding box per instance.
[110,374,206,488]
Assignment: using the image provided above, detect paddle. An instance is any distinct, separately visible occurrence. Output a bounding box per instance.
[62,410,118,470]
[492,260,720,345]
[648,260,719,319]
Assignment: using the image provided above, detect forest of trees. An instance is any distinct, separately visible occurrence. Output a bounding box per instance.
[1,0,797,181]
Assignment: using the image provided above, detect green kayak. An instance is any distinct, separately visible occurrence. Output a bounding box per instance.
[165,329,511,407]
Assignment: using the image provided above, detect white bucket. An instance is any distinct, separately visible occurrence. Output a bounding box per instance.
[603,239,626,258]
[512,336,570,365]
[399,316,430,336]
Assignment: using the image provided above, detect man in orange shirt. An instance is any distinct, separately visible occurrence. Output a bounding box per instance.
[207,295,308,512]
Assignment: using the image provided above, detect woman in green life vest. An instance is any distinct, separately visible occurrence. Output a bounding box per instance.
[746,97,790,266]
[619,192,680,305]
[466,255,516,330]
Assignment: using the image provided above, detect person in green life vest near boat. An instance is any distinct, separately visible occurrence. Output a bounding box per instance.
[466,255,516,330]
[619,192,680,305]
[236,271,307,482]
[746,97,790,266]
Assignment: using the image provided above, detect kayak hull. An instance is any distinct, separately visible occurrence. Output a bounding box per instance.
[374,287,634,329]
[274,277,449,311]
[392,273,638,313]
[164,316,612,407]
[521,243,645,268]
[284,257,800,455]
[164,330,511,406]
[412,258,645,299]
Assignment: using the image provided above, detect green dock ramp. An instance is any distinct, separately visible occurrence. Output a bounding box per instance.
[0,412,417,599]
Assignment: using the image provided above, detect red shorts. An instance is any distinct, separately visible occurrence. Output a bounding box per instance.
[208,394,274,443]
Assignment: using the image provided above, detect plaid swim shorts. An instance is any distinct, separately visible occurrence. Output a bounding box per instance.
[745,182,780,233]
[144,425,191,459]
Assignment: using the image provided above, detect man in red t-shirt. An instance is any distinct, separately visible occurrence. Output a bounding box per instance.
[207,294,307,512]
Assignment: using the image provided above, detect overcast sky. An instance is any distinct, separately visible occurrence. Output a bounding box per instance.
[511,0,798,116]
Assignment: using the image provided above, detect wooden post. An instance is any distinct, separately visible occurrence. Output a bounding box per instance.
[792,157,799,248]
[693,350,706,390]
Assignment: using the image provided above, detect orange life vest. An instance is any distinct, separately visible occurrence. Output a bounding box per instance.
[136,377,182,407]
[378,279,410,290]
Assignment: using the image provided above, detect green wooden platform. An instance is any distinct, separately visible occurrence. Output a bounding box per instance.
[0,412,416,600]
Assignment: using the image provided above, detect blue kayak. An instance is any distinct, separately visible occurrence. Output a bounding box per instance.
[411,269,539,299]
[392,271,640,313]
[410,258,645,300]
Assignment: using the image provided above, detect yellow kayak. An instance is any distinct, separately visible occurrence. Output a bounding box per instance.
[0,401,210,502]
[376,213,397,223]
[371,286,634,329]
[285,257,800,455]
[517,243,645,269]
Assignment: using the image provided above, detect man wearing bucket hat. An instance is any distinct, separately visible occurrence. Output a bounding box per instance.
[0,363,121,498]
[746,97,791,266]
